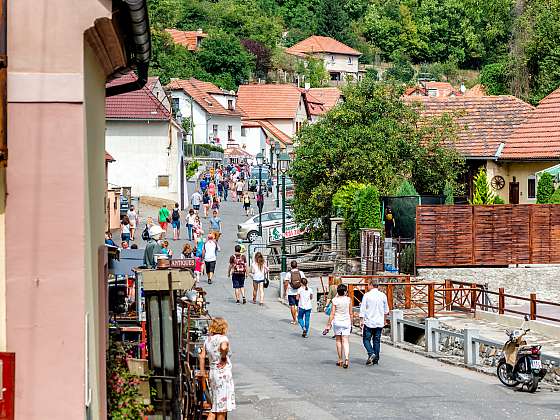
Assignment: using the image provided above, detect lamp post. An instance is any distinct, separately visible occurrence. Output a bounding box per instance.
[278,152,290,273]
[275,141,281,208]
[256,152,264,237]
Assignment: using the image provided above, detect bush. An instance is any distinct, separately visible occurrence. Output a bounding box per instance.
[332,181,365,217]
[396,180,419,196]
[444,181,454,204]
[480,61,509,95]
[470,167,502,204]
[549,188,560,204]
[537,172,555,203]
[186,160,200,179]
[347,185,382,251]
[399,244,415,274]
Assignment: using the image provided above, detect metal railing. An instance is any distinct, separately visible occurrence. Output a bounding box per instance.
[390,310,560,367]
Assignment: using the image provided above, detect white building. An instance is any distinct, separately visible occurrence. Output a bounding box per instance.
[105,74,187,207]
[167,78,243,148]
[286,35,362,82]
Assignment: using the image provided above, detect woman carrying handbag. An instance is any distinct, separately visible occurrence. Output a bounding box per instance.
[250,252,268,306]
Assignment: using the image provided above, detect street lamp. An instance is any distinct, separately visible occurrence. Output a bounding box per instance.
[275,141,281,208]
[256,152,264,236]
[278,152,290,273]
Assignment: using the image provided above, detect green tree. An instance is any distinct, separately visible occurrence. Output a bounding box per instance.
[396,180,419,196]
[197,32,255,89]
[536,172,555,204]
[290,78,465,228]
[470,167,500,204]
[385,52,415,83]
[316,0,352,44]
[147,0,184,29]
[444,181,454,204]
[549,188,560,204]
[296,57,329,87]
[480,61,509,95]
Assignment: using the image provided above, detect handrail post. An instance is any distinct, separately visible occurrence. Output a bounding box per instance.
[530,293,537,320]
[498,288,505,314]
[428,283,435,318]
[425,318,439,353]
[405,276,411,309]
[470,283,477,313]
[387,284,394,311]
[464,328,479,366]
[390,309,404,343]
[444,279,452,311]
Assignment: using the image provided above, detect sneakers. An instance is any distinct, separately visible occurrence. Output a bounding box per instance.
[366,354,376,366]
[208,279,212,284]
[236,300,240,305]
[302,330,307,338]
[242,297,247,304]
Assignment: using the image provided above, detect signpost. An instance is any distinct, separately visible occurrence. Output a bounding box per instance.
[169,258,195,269]
[265,223,306,243]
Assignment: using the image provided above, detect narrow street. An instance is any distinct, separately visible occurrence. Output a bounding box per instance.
[144,191,560,419]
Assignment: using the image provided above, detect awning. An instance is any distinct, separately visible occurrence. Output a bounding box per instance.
[535,163,560,181]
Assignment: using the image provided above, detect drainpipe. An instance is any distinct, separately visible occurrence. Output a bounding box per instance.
[106,0,151,97]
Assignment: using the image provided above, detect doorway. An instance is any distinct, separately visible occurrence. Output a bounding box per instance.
[509,177,519,204]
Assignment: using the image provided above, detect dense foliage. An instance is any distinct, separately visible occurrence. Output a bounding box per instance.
[549,188,560,204]
[290,78,465,229]
[470,168,503,205]
[537,173,555,204]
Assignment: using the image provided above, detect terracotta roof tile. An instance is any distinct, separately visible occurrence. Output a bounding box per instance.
[307,87,342,113]
[106,73,170,120]
[237,84,303,119]
[502,87,560,159]
[248,119,293,145]
[404,96,534,158]
[165,29,207,51]
[224,146,253,158]
[166,78,241,117]
[286,36,361,57]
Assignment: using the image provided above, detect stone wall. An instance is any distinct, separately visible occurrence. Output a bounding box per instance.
[418,266,560,302]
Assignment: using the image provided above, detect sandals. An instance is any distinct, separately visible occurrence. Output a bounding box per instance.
[336,361,343,367]
[343,360,349,369]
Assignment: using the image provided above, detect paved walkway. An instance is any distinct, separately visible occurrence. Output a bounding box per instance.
[136,188,560,419]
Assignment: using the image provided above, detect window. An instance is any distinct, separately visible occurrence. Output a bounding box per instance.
[528,176,536,199]
[331,55,335,62]
[212,124,218,137]
[172,97,180,114]
[228,125,233,140]
[228,99,234,110]
[428,89,438,97]
[348,57,352,64]
[296,121,302,133]
[157,175,170,187]
[241,127,247,137]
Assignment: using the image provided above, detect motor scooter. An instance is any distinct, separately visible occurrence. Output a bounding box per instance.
[496,315,547,392]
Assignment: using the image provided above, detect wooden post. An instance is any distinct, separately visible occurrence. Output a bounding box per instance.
[405,276,411,309]
[428,283,435,318]
[470,283,477,312]
[530,293,537,320]
[444,279,452,311]
[498,288,505,314]
[348,284,355,309]
[387,284,394,311]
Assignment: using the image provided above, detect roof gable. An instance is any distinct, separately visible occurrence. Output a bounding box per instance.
[501,87,560,159]
[106,73,170,120]
[405,95,534,158]
[167,78,241,117]
[237,84,304,119]
[286,35,361,57]
[165,29,207,51]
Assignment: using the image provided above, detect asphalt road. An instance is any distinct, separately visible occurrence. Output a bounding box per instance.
[155,189,560,420]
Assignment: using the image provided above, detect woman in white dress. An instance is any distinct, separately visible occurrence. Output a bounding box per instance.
[199,317,236,419]
[325,283,352,368]
[127,205,138,240]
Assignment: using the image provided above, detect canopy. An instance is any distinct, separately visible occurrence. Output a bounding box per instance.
[535,163,560,182]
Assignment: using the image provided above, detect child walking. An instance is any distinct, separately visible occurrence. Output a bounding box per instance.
[297,278,313,338]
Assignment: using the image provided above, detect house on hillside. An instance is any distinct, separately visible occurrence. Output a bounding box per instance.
[496,87,560,203]
[165,28,207,51]
[105,74,187,207]
[404,81,462,98]
[237,84,311,155]
[148,76,171,110]
[167,78,243,148]
[301,87,343,123]
[404,95,535,203]
[285,35,362,83]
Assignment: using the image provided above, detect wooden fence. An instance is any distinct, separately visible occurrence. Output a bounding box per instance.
[416,204,560,267]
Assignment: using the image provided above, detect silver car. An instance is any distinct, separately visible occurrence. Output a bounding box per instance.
[237,210,294,242]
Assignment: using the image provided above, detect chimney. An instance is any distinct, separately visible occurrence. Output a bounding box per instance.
[304,82,310,91]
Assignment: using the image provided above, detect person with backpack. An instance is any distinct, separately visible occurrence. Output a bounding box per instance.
[297,278,313,338]
[283,260,306,325]
[228,245,248,304]
[171,203,181,240]
[202,233,220,284]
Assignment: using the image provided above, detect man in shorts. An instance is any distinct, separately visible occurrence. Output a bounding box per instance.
[191,190,202,213]
[228,245,248,304]
[202,233,220,284]
[283,260,306,324]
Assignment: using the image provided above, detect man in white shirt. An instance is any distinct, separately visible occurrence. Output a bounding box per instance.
[284,261,306,325]
[191,190,202,213]
[359,279,389,366]
[202,233,220,284]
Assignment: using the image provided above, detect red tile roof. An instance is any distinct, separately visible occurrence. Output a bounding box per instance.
[501,87,560,159]
[286,36,361,57]
[306,87,342,115]
[257,120,293,145]
[237,84,303,119]
[403,82,460,98]
[404,96,534,158]
[106,73,170,120]
[165,29,207,51]
[166,79,241,117]
[224,145,253,158]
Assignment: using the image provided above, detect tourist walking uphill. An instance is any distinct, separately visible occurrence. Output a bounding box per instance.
[228,245,248,304]
[203,233,220,284]
[325,283,352,368]
[158,204,170,237]
[284,261,306,324]
[127,205,138,241]
[360,279,389,366]
[199,317,236,420]
[297,278,313,338]
[250,252,268,305]
[171,202,181,240]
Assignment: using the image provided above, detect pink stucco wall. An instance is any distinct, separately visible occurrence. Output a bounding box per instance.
[7,103,85,419]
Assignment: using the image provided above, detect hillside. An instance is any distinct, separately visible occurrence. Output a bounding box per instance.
[147,0,560,103]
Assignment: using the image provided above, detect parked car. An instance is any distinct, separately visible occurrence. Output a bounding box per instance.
[120,195,129,219]
[237,210,294,242]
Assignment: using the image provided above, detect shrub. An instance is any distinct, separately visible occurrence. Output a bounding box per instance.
[470,167,502,204]
[537,172,555,203]
[549,188,560,204]
[444,181,454,204]
[185,160,200,179]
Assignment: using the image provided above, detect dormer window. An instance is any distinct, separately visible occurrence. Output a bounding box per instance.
[348,57,352,64]
[228,99,234,110]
